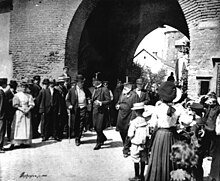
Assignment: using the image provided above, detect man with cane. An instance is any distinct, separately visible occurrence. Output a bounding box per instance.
[66,74,91,146]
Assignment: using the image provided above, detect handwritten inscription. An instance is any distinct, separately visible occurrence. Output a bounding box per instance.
[20,172,47,179]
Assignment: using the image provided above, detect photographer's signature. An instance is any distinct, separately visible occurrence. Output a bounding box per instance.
[20,172,47,179]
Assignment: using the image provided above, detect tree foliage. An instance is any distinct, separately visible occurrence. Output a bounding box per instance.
[129,62,167,90]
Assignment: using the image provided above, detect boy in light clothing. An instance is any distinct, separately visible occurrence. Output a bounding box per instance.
[128,102,150,181]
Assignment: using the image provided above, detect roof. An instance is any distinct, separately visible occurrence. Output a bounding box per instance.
[134,48,175,69]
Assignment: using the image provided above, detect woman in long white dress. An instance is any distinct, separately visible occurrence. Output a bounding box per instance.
[10,81,35,148]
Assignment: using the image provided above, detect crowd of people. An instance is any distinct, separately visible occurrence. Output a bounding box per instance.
[0,67,220,181]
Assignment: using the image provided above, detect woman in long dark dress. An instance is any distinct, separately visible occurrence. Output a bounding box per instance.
[145,81,193,181]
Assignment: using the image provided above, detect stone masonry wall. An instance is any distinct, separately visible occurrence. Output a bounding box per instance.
[9,0,82,81]
[178,0,220,98]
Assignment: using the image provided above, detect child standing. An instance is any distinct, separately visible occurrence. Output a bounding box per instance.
[127,102,150,181]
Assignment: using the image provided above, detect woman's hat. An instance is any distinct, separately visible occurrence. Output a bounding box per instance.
[131,102,145,110]
[158,81,176,102]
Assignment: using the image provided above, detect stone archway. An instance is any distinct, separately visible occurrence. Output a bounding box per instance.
[65,0,190,87]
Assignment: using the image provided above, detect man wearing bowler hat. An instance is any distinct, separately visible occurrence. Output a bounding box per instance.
[91,73,111,150]
[56,76,68,139]
[32,75,42,138]
[5,80,18,141]
[66,74,91,146]
[0,78,7,153]
[38,79,61,142]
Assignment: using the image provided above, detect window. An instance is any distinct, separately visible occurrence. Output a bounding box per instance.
[196,76,212,96]
[200,81,210,95]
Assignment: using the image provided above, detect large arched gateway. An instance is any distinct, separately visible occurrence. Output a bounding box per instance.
[0,0,219,98]
[65,0,189,87]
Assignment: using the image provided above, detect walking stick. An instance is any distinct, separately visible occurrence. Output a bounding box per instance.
[67,109,71,143]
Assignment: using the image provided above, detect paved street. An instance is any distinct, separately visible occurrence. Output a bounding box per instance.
[0,127,211,181]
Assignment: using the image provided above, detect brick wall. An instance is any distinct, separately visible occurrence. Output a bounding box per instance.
[10,0,81,81]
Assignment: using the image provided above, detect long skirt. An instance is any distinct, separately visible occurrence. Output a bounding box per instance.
[210,135,220,181]
[11,110,32,145]
[145,128,178,181]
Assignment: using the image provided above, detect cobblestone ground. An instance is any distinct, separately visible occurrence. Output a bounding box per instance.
[0,127,211,181]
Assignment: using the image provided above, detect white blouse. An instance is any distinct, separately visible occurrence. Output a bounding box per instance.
[148,102,193,128]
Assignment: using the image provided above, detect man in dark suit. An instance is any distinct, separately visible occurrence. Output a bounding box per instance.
[5,80,17,141]
[39,79,61,142]
[32,75,42,138]
[0,78,7,153]
[134,78,150,105]
[56,76,68,139]
[92,75,111,150]
[66,74,91,146]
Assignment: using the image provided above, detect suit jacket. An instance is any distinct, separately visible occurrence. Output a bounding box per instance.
[66,86,91,113]
[92,86,111,132]
[5,89,16,120]
[39,88,61,114]
[136,89,150,105]
[116,90,139,132]
[0,89,6,120]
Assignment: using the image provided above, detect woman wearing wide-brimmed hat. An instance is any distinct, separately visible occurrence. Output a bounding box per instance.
[145,81,193,181]
[9,80,35,149]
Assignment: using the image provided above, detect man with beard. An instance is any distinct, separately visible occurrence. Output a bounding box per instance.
[66,74,91,146]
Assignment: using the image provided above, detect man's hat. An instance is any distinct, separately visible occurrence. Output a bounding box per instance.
[57,76,65,83]
[42,79,50,85]
[93,72,102,82]
[75,74,85,82]
[33,75,41,81]
[63,66,69,70]
[0,78,7,85]
[27,79,33,85]
[49,79,56,85]
[131,102,145,110]
[9,80,18,88]
[158,81,176,102]
[136,78,144,85]
[122,82,132,94]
